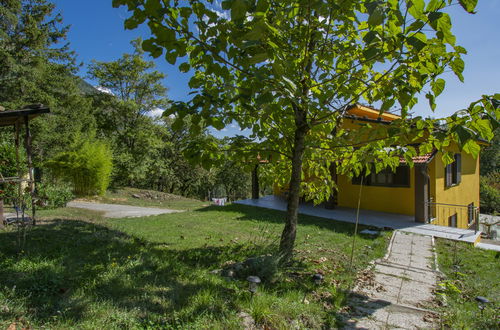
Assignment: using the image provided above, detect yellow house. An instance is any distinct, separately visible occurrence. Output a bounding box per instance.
[274,104,481,230]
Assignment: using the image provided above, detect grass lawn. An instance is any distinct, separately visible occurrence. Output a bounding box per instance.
[0,202,390,329]
[81,187,207,210]
[435,239,500,329]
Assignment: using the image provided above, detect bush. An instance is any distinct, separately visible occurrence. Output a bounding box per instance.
[36,181,74,209]
[0,142,25,201]
[46,141,113,196]
[480,172,500,215]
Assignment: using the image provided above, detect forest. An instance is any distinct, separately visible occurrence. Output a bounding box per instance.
[0,0,258,207]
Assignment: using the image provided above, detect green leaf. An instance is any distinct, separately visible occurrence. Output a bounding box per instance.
[211,117,225,130]
[472,119,494,140]
[179,62,190,73]
[166,51,177,65]
[221,0,232,10]
[231,0,247,21]
[124,17,140,30]
[458,0,478,13]
[426,92,436,111]
[368,6,385,26]
[363,31,379,44]
[431,78,445,97]
[407,35,426,51]
[281,76,297,93]
[256,0,269,12]
[144,0,162,17]
[272,62,284,76]
[450,57,465,82]
[363,47,379,60]
[381,99,395,111]
[142,39,156,53]
[408,0,424,19]
[426,0,444,11]
[156,27,176,43]
[172,117,185,131]
[248,52,268,65]
[462,139,480,157]
[455,125,472,145]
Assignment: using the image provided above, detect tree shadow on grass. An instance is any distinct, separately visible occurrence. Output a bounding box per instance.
[194,203,386,239]
[0,219,261,327]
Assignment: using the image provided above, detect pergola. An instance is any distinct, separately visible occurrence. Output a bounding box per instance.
[0,104,50,226]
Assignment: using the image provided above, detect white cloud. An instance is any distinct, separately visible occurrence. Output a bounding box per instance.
[210,0,229,20]
[94,86,114,95]
[148,107,164,118]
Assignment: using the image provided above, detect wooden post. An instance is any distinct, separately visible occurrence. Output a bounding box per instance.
[251,164,259,199]
[24,116,36,225]
[15,120,22,205]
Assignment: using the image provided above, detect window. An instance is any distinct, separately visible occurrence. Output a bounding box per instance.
[352,166,410,187]
[448,213,457,228]
[445,153,461,188]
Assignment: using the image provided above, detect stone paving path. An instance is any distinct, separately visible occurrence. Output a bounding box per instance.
[344,231,439,329]
[67,201,181,218]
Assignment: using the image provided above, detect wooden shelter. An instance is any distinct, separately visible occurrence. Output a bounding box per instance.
[0,104,50,226]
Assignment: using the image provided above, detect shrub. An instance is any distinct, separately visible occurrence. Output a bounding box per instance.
[0,142,24,201]
[36,181,74,209]
[480,172,500,215]
[46,141,113,196]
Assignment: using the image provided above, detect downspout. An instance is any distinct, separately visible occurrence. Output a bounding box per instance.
[420,164,430,223]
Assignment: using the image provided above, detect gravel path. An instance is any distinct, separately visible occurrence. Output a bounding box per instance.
[344,231,439,329]
[67,201,181,218]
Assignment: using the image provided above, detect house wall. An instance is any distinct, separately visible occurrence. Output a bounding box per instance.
[430,147,480,229]
[336,167,416,216]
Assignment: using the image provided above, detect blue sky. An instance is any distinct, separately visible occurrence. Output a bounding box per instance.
[53,0,499,138]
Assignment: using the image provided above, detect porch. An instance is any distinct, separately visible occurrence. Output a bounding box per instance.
[235,195,481,244]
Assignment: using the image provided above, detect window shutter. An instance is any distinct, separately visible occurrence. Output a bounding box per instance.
[455,154,462,184]
[445,164,451,187]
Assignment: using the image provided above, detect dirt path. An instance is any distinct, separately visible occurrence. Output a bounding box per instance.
[67,201,182,218]
[344,231,439,329]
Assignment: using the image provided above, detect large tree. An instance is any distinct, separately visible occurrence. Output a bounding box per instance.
[114,0,499,261]
[0,0,96,162]
[88,39,169,186]
[0,0,75,107]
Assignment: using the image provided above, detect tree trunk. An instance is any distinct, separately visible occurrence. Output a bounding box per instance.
[279,126,307,262]
[251,164,259,199]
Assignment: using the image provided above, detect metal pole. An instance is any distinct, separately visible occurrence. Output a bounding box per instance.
[349,175,364,271]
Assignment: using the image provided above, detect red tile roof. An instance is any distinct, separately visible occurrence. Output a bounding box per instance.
[400,151,436,164]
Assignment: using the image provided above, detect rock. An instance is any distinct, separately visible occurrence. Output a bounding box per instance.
[132,194,141,199]
[0,105,5,112]
[238,311,256,330]
[222,269,235,278]
[233,262,244,272]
